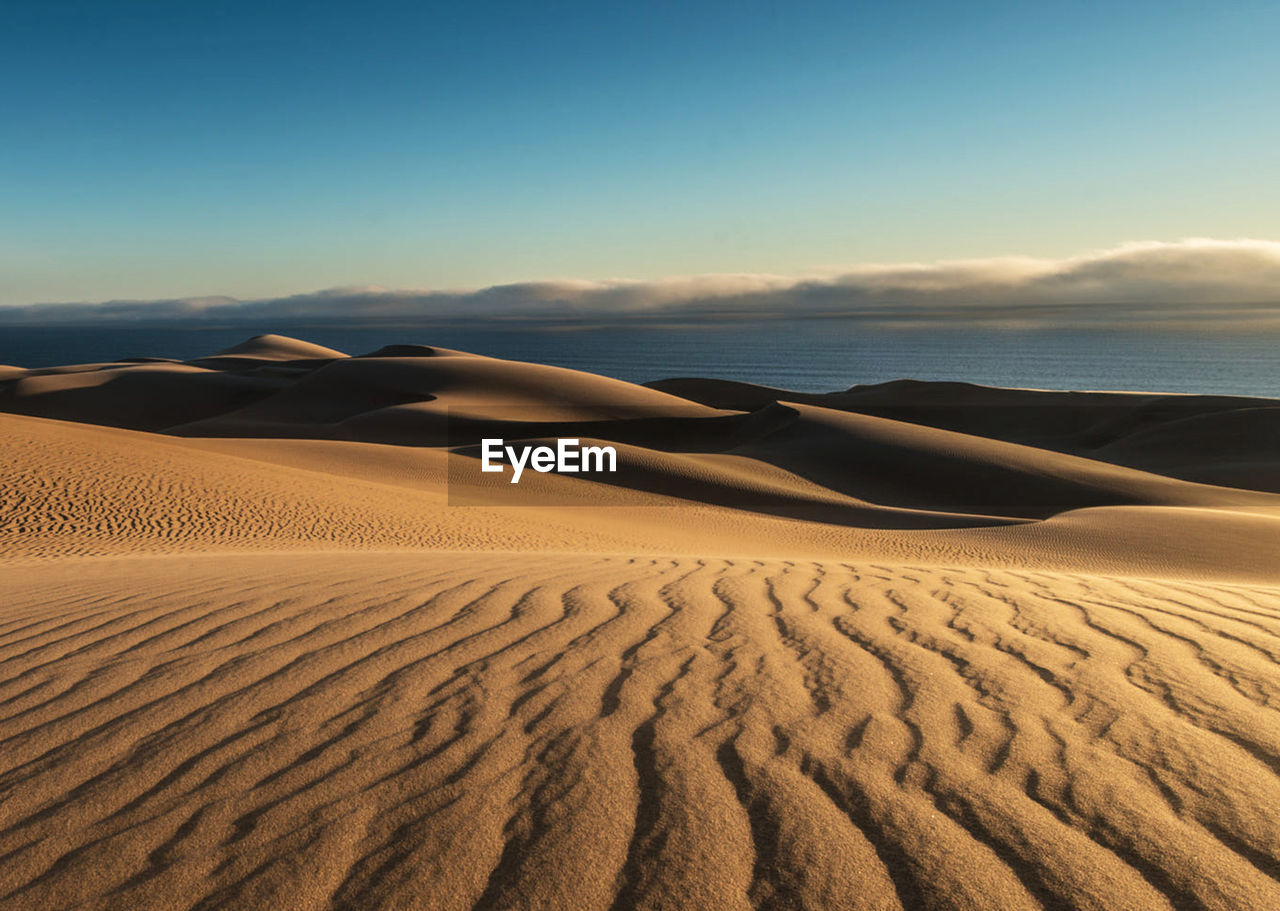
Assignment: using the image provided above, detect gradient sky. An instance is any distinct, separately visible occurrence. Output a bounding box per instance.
[3,0,1278,307]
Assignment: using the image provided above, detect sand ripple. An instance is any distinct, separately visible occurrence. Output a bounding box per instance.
[2,554,1278,910]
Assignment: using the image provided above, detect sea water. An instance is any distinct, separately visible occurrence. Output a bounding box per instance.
[1,322,1277,397]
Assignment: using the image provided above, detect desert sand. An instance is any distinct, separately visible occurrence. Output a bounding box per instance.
[1,334,1278,910]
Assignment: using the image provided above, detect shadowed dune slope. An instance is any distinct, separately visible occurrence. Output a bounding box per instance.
[1093,406,1280,490]
[650,376,1280,488]
[0,362,290,432]
[732,403,1277,518]
[2,554,1280,911]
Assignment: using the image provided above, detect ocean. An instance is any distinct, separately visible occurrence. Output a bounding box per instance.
[1,322,1277,397]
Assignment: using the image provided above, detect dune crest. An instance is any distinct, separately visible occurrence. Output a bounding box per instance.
[208,333,350,361]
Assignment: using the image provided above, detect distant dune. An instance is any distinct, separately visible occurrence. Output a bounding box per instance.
[1,334,1278,910]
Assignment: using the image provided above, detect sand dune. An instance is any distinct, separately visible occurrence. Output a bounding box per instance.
[2,335,1279,909]
[651,376,1280,481]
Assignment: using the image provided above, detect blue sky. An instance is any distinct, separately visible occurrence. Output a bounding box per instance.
[2,0,1278,306]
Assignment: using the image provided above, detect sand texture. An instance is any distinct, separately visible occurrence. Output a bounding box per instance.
[2,335,1279,910]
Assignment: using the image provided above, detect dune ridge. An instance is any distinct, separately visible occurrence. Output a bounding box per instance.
[2,335,1279,909]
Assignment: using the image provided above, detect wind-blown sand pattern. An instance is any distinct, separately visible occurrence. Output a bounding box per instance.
[2,336,1279,909]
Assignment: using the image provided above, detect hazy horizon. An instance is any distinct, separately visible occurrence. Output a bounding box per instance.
[4,238,1280,330]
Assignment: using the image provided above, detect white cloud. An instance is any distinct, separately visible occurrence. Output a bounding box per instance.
[4,238,1280,327]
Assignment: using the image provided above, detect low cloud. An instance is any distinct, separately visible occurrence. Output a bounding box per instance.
[5,238,1280,328]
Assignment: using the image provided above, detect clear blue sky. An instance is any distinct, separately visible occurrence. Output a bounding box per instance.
[2,0,1277,306]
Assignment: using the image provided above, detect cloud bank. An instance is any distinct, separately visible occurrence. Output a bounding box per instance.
[5,239,1280,329]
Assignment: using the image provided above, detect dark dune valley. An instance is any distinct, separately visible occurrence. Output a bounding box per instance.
[2,334,1279,909]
